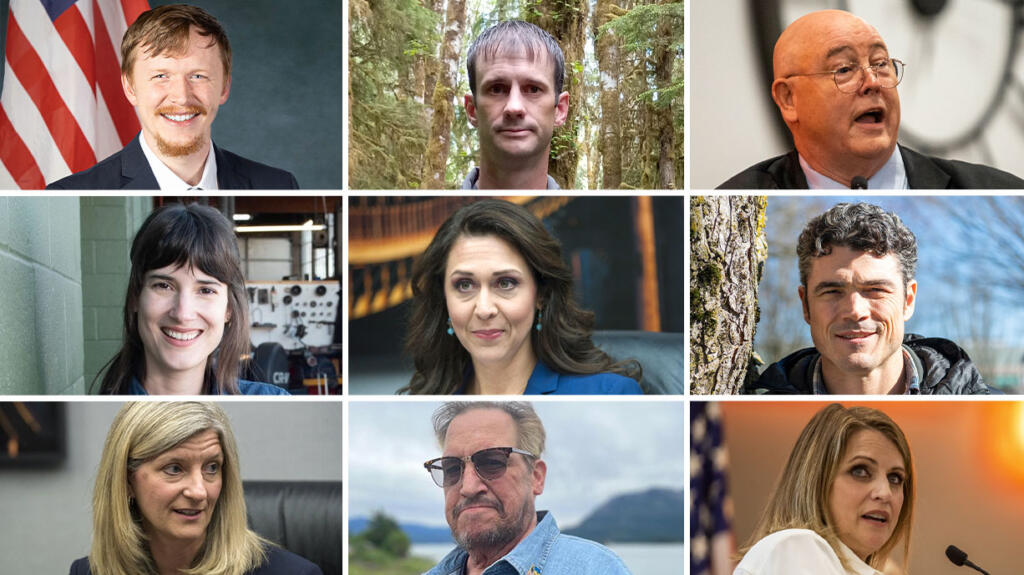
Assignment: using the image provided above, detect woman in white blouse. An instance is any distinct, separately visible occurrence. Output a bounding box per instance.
[734,404,915,575]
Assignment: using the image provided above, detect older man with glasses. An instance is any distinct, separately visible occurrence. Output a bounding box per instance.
[422,402,632,575]
[718,9,1024,189]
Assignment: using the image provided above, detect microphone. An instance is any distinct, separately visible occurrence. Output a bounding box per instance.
[850,176,868,189]
[946,545,992,575]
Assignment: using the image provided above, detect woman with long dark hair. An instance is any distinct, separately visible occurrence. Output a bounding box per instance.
[98,203,286,395]
[402,199,642,394]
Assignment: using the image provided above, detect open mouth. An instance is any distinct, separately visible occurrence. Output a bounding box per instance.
[855,108,885,125]
[837,331,875,340]
[862,512,889,525]
[174,509,203,518]
[162,328,201,342]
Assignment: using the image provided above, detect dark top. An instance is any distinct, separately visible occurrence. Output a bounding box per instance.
[47,135,299,190]
[746,334,993,395]
[127,376,290,396]
[718,145,1024,189]
[69,545,323,575]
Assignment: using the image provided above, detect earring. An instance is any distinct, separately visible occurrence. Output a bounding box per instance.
[535,309,542,332]
[447,317,454,336]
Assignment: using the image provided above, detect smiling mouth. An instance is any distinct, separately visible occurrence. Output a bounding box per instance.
[162,328,201,342]
[472,329,504,340]
[837,331,875,340]
[862,512,889,524]
[174,509,203,517]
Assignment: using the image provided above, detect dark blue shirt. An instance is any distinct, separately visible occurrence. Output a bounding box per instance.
[458,362,642,395]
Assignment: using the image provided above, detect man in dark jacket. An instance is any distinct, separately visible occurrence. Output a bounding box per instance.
[718,10,1024,190]
[746,202,990,395]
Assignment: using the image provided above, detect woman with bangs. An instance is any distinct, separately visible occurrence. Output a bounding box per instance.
[98,203,287,395]
[734,404,915,575]
[70,402,320,574]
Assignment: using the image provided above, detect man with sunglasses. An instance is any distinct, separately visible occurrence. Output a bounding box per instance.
[423,402,631,575]
[718,9,1024,189]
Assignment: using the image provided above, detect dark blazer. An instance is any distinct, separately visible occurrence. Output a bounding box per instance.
[46,135,299,190]
[69,545,323,575]
[718,145,1024,189]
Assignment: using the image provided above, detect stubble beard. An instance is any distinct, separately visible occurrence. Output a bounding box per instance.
[451,495,534,552]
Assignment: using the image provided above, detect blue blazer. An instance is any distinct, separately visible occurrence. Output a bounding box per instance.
[46,134,299,190]
[458,362,643,395]
[69,545,323,575]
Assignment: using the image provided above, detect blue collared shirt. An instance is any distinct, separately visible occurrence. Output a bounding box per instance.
[461,167,561,190]
[128,376,290,395]
[425,511,632,575]
[457,362,642,395]
[799,147,908,189]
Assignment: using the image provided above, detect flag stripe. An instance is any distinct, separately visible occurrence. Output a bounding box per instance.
[3,60,71,184]
[93,0,137,144]
[53,5,96,90]
[6,12,96,172]
[120,0,148,25]
[0,105,47,188]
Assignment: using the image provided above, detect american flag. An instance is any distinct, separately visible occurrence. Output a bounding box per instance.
[0,0,149,189]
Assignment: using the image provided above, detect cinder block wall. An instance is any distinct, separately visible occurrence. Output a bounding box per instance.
[0,197,84,394]
[80,197,152,392]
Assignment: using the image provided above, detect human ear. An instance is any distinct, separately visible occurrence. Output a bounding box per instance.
[553,92,569,126]
[464,94,478,127]
[903,280,917,320]
[798,285,810,324]
[772,79,798,124]
[531,459,546,496]
[122,73,138,106]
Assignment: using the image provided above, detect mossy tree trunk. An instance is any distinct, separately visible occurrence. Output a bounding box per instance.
[528,0,586,189]
[594,0,622,188]
[421,0,466,189]
[654,2,675,189]
[690,196,767,394]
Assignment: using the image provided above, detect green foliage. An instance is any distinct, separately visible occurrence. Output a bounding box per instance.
[348,511,433,575]
[361,511,411,558]
[597,2,684,52]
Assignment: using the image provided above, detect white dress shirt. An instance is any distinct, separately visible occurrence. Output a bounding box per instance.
[138,133,219,190]
[734,529,882,575]
[799,147,908,190]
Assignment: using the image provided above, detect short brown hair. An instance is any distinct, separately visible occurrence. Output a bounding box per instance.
[121,4,232,79]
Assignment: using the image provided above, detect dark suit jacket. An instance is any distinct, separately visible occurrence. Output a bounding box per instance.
[717,145,1024,189]
[69,545,323,575]
[47,135,299,190]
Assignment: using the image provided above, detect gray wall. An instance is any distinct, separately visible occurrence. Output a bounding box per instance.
[80,197,152,391]
[0,400,343,574]
[0,197,84,393]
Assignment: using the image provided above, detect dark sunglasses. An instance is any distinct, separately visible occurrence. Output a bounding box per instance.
[423,447,535,488]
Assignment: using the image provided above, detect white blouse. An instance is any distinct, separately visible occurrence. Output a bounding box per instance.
[734,529,882,575]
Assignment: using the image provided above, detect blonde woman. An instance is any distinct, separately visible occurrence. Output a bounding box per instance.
[70,402,320,575]
[734,404,915,575]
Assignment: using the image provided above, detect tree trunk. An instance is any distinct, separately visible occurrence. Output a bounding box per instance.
[527,0,586,189]
[654,6,675,189]
[690,196,767,394]
[421,0,466,189]
[594,0,622,189]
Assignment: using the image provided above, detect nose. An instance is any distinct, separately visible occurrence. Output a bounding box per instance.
[458,461,487,497]
[182,470,208,501]
[474,288,498,320]
[859,65,882,94]
[840,291,871,322]
[168,75,191,105]
[504,84,525,118]
[170,291,199,321]
[870,476,893,502]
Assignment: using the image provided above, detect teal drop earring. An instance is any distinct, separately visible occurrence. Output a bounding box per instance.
[535,309,542,332]
[447,317,454,335]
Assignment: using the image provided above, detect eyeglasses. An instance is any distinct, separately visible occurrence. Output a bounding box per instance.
[785,58,905,94]
[423,447,535,488]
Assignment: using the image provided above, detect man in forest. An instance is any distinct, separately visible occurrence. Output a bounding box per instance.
[747,202,992,395]
[423,402,631,574]
[718,9,1024,189]
[461,21,570,189]
[48,4,297,190]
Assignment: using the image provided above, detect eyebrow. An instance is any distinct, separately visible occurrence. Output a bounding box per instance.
[846,454,905,473]
[812,278,897,292]
[824,42,888,61]
[145,273,224,286]
[448,269,524,278]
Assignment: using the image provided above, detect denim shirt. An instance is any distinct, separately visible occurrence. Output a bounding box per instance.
[424,511,632,575]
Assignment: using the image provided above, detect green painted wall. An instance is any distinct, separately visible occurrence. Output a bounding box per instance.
[0,197,84,394]
[80,197,152,392]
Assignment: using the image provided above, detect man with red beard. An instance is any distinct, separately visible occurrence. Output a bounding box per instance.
[423,402,631,575]
[747,203,992,395]
[460,21,569,190]
[719,10,1024,189]
[48,4,297,190]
